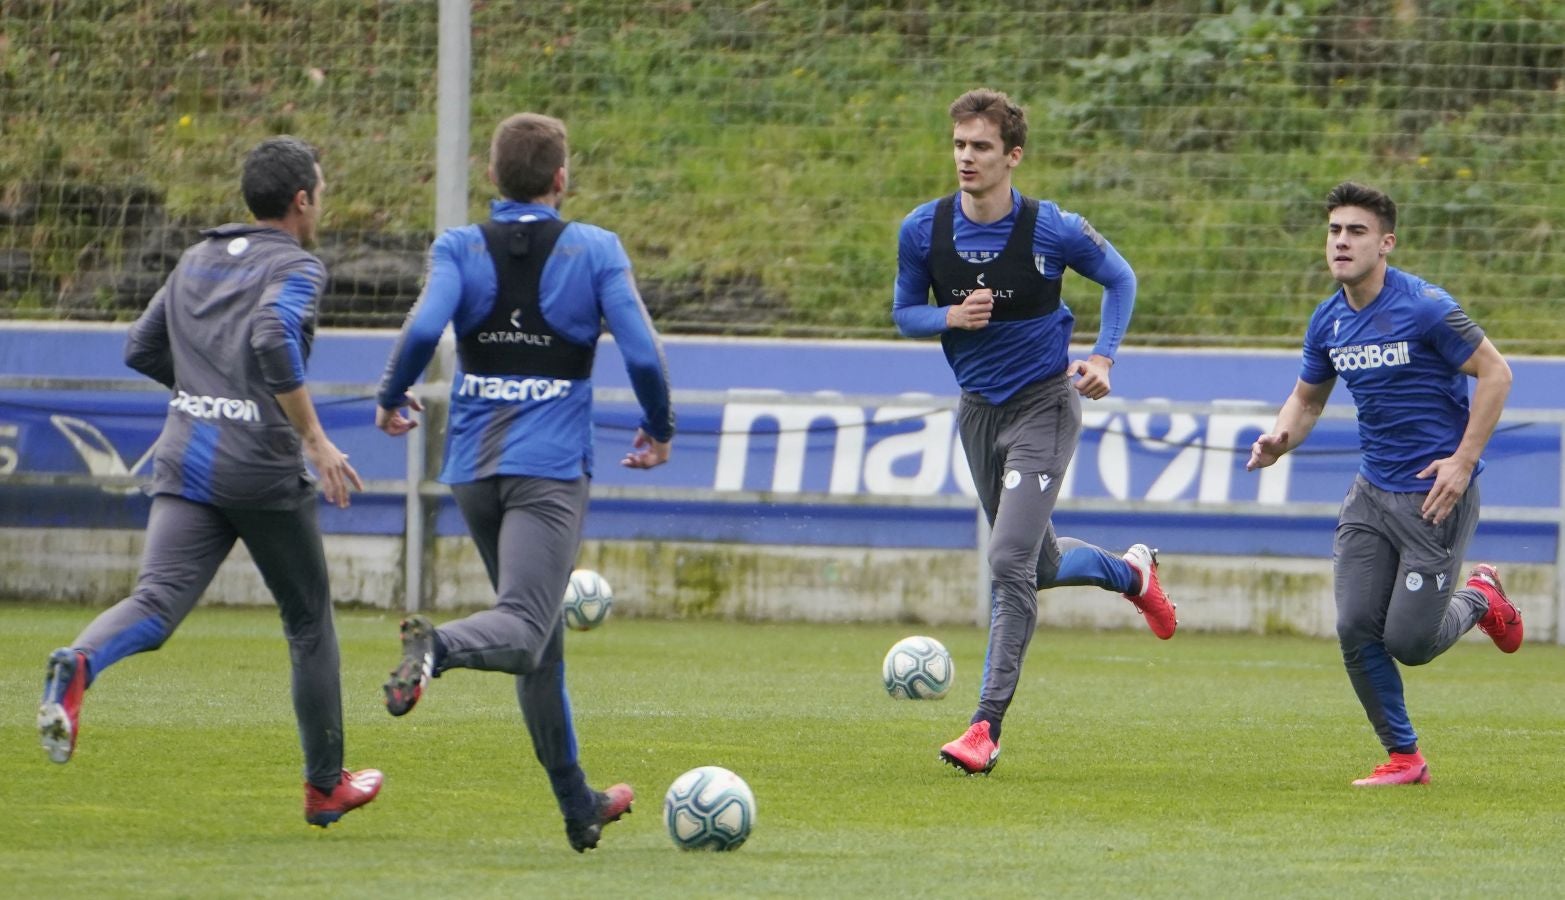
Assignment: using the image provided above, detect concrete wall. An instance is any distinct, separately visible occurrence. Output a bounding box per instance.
[4,528,1557,644]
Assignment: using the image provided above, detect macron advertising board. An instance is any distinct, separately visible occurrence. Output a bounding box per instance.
[0,324,1559,562]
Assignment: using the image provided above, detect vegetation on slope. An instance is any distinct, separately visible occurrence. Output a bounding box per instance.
[2,1,1562,348]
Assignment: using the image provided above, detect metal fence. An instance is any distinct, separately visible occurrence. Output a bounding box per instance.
[3,2,1564,347]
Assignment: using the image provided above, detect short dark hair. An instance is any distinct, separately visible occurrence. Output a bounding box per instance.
[491,113,568,201]
[241,137,320,220]
[1325,181,1396,234]
[949,88,1028,152]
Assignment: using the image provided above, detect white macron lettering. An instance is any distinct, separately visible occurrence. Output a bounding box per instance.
[458,374,572,403]
[170,390,260,422]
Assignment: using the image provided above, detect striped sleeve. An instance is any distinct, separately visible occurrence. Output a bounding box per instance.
[251,255,325,394]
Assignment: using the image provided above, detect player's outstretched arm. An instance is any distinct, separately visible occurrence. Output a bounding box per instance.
[374,232,464,431]
[1416,337,1512,523]
[276,385,363,508]
[599,247,675,466]
[1247,377,1334,471]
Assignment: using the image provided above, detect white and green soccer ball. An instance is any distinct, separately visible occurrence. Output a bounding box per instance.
[882,635,953,700]
[562,569,613,631]
[663,765,756,852]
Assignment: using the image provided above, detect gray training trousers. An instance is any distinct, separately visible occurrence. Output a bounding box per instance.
[71,494,345,790]
[436,475,589,781]
[1334,474,1489,751]
[959,373,1085,731]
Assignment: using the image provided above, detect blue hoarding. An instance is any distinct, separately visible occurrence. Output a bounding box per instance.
[1,324,1559,561]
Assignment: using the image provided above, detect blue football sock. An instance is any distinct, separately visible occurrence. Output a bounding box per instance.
[1052,547,1138,594]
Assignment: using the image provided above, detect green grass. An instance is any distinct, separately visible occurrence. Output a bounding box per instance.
[3,603,1564,897]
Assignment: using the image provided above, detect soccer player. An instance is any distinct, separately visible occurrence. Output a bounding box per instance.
[374,112,675,851]
[892,89,1177,776]
[36,137,383,826]
[1247,181,1520,787]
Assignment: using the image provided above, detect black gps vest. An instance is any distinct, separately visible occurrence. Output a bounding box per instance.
[458,219,595,379]
[927,193,1060,322]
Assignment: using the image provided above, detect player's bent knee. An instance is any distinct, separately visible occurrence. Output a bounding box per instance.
[507,639,554,675]
[987,546,1039,582]
[1385,637,1437,667]
[1336,624,1376,650]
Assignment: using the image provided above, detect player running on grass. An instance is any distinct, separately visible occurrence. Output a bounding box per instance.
[36,137,381,826]
[374,112,674,851]
[892,88,1177,776]
[1247,181,1520,787]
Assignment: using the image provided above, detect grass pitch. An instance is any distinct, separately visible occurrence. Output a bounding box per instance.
[3,603,1564,898]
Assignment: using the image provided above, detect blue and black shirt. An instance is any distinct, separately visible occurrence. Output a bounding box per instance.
[893,188,1136,403]
[377,200,674,484]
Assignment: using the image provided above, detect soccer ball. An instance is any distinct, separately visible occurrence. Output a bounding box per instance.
[882,635,953,700]
[562,569,613,631]
[662,766,756,852]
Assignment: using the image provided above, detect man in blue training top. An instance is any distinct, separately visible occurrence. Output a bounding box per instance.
[36,136,382,827]
[374,112,675,851]
[1247,181,1519,787]
[893,88,1177,776]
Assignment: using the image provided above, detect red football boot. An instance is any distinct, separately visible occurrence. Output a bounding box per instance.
[1122,544,1177,639]
[939,721,1000,775]
[384,614,436,716]
[1470,564,1523,653]
[565,783,634,852]
[1352,750,1430,787]
[304,768,384,827]
[38,648,87,764]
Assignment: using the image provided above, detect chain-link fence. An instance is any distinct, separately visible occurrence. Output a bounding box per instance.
[3,1,1563,350]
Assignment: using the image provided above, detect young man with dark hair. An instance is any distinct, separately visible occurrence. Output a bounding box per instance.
[375,112,675,852]
[1248,180,1519,786]
[893,89,1177,776]
[37,136,382,827]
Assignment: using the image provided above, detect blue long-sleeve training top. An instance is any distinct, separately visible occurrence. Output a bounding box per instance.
[893,188,1136,403]
[377,200,674,483]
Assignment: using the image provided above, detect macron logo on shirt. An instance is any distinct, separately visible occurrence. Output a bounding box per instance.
[458,374,572,402]
[1329,341,1411,373]
[170,390,261,422]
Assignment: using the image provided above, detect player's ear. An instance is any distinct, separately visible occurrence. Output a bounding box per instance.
[1381,232,1396,256]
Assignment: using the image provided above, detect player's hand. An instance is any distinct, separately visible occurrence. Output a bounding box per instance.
[946,288,993,330]
[1246,431,1290,471]
[622,428,671,469]
[375,392,425,437]
[1068,354,1113,400]
[302,434,364,509]
[1415,455,1474,525]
